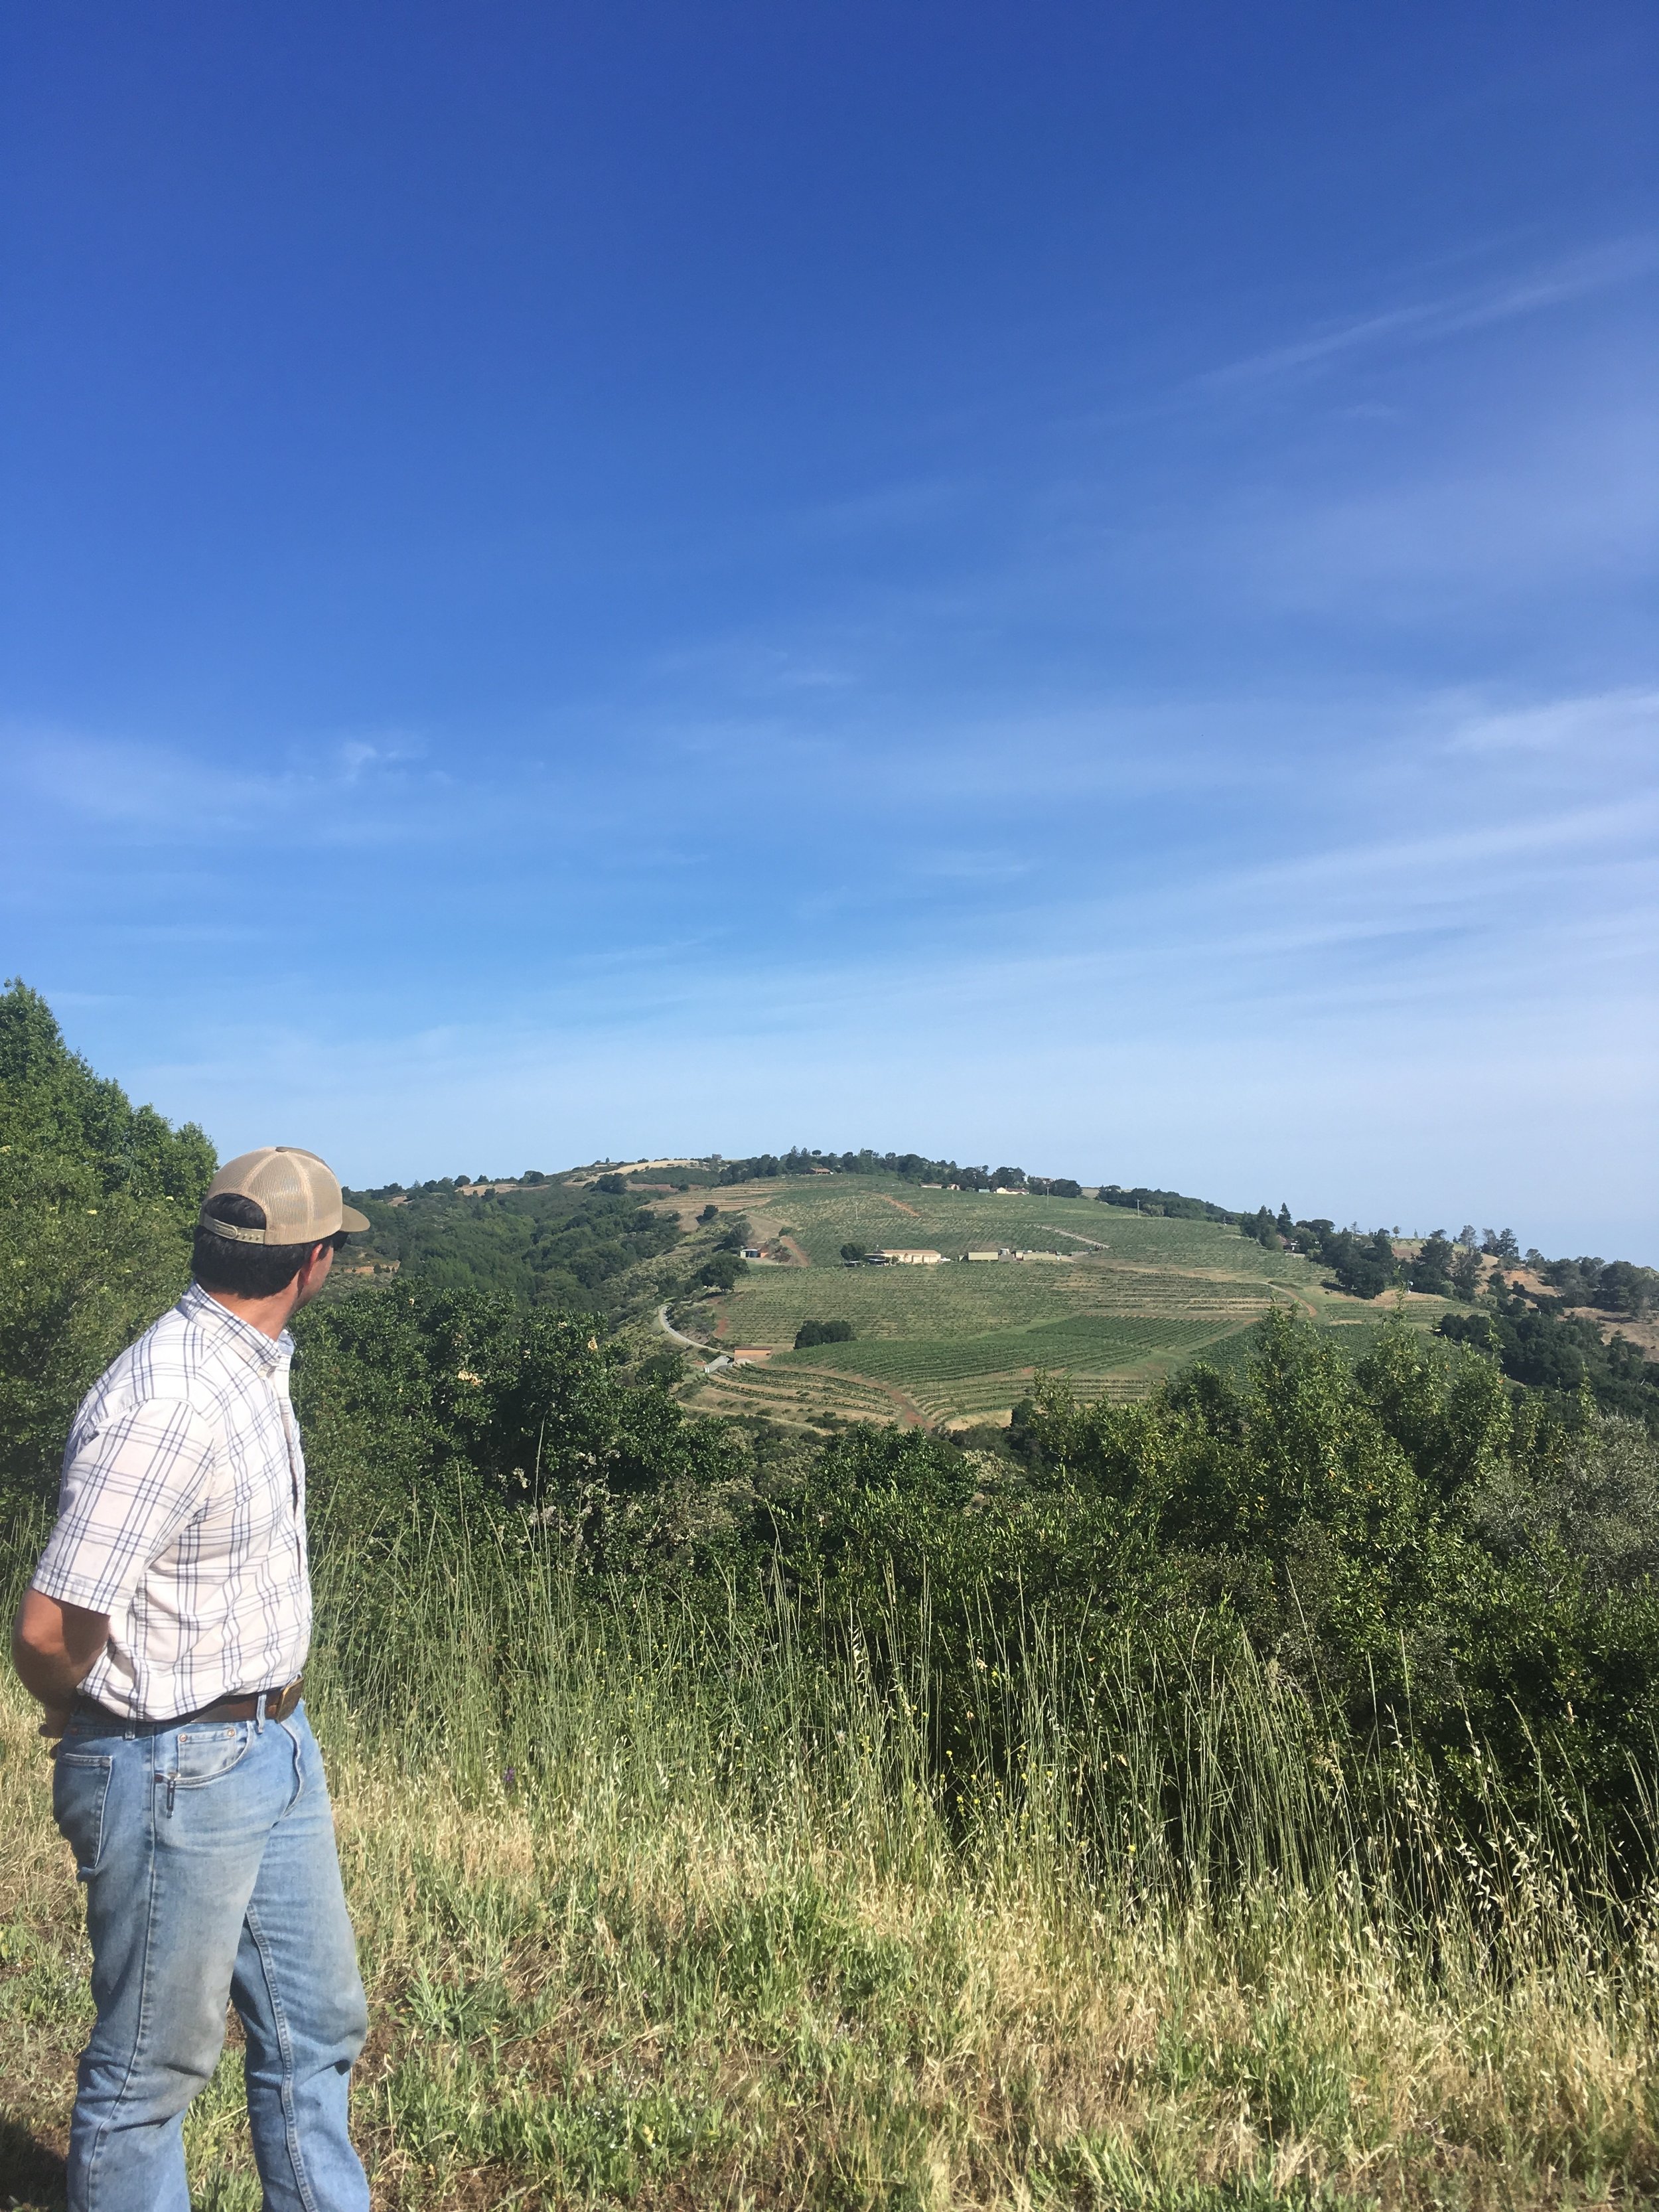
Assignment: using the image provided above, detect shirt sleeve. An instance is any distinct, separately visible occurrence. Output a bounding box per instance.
[32,1398,218,1615]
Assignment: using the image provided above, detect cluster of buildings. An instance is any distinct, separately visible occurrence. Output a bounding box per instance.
[862,1247,1069,1266]
[918,1185,1029,1195]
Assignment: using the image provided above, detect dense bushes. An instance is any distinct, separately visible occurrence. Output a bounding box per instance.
[1538,1252,1659,1315]
[745,1317,1659,1863]
[0,980,214,1207]
[284,1273,1659,1872]
[794,1319,854,1348]
[1100,1184,1236,1222]
[1439,1274,1659,1428]
[0,982,214,1522]
[341,1179,681,1308]
[294,1283,751,1576]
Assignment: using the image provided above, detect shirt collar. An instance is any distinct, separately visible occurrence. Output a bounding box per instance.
[179,1280,292,1370]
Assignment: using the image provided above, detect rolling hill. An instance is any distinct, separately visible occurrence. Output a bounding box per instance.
[662,1175,1460,1428]
[325,1145,1656,1435]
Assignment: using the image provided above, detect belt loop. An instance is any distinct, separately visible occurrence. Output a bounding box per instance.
[255,1691,267,1735]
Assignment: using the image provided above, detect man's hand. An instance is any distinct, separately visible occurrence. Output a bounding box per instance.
[12,1591,109,1734]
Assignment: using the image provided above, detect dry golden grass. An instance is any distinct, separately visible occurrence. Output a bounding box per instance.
[4,1678,1656,2212]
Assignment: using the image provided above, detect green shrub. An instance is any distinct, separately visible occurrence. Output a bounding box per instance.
[794,1319,854,1349]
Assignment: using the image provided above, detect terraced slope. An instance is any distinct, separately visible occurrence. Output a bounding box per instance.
[680,1179,1454,1427]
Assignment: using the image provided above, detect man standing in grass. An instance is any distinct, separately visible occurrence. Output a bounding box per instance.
[11,1147,373,2212]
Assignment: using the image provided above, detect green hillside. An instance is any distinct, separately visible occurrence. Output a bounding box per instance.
[677,1177,1461,1426]
[338,1177,682,1311]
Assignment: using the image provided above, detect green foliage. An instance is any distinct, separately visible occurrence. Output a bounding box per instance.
[1540,1251,1659,1315]
[794,1319,854,1348]
[1472,1414,1659,1597]
[294,1267,1659,1874]
[718,1147,1038,1192]
[1439,1274,1659,1429]
[295,1282,749,1574]
[1408,1229,1455,1295]
[698,1251,747,1291]
[0,983,215,1513]
[0,1151,203,1514]
[341,1178,680,1310]
[0,980,214,1203]
[727,1309,1657,1861]
[1099,1183,1238,1222]
[1324,1226,1398,1299]
[1597,1259,1659,1315]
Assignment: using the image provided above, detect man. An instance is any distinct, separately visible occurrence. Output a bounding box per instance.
[11,1146,374,2212]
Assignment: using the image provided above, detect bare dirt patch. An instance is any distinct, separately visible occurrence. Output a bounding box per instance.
[1567,1307,1659,1358]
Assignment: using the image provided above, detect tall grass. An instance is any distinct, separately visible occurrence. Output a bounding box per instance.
[5,1506,1657,2208]
[308,1507,1648,1956]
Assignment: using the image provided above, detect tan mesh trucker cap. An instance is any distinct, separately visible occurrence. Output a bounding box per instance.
[198,1147,370,1246]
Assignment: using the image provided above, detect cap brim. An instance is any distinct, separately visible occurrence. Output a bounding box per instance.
[340,1204,371,1234]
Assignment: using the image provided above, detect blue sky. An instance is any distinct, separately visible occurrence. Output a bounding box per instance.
[3,3,1655,1256]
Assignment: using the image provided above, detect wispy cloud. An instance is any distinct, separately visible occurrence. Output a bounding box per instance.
[2,726,449,843]
[1442,687,1659,756]
[1187,404,1655,615]
[798,477,974,534]
[1196,237,1658,393]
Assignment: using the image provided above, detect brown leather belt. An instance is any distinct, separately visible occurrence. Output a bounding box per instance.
[74,1676,305,1729]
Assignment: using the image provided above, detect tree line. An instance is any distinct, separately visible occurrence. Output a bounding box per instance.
[710,1148,1080,1195]
[1226,1209,1659,1430]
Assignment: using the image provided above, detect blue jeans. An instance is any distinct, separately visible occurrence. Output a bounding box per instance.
[52,1701,370,2212]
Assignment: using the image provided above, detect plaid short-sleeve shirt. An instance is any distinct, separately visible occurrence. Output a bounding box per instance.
[31,1281,313,1720]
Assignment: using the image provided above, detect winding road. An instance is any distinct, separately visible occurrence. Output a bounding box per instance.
[655,1303,732,1373]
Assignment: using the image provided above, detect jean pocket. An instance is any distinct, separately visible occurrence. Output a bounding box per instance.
[53,1751,114,1879]
[172,1722,253,1787]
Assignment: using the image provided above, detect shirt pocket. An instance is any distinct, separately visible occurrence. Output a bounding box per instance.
[171,1722,254,1787]
[52,1752,114,1880]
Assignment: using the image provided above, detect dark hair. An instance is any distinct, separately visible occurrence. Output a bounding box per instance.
[192,1193,344,1299]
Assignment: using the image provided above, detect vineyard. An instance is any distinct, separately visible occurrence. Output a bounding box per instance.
[680,1179,1458,1426]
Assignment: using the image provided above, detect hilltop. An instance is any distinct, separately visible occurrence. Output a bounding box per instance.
[2,978,1652,1441]
[333,1149,1658,1436]
[656,1174,1453,1429]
